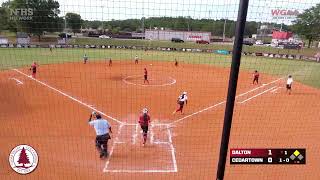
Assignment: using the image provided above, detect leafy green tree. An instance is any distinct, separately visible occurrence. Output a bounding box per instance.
[292,3,320,48]
[8,0,61,41]
[66,12,82,34]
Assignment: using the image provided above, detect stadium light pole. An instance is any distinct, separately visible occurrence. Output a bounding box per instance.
[216,0,249,180]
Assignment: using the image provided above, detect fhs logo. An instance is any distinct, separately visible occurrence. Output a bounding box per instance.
[9,144,39,174]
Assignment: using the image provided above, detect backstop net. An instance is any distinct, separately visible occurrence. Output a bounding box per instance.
[0,0,319,179]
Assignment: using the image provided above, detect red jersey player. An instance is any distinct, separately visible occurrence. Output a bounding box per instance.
[253,70,259,84]
[138,108,151,146]
[175,58,178,67]
[29,61,38,78]
[144,68,149,84]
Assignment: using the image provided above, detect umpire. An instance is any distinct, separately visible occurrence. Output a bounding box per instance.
[88,112,112,158]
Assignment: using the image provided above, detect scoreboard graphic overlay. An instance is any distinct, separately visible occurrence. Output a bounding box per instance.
[230,148,306,164]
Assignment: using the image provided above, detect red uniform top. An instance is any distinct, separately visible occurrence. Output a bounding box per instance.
[139,114,150,126]
[254,72,259,78]
[144,69,148,76]
[31,63,37,72]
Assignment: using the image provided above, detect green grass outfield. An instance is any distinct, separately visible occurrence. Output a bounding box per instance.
[71,38,320,57]
[0,48,319,88]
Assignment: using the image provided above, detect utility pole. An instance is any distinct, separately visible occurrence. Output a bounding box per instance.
[64,16,68,44]
[223,19,226,42]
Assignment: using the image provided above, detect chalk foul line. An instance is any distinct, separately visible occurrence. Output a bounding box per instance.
[169,77,285,125]
[237,86,277,104]
[13,69,122,124]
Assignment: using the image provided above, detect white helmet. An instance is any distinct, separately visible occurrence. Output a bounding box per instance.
[182,92,187,95]
[142,108,148,114]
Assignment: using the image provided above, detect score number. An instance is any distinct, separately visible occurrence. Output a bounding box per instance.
[268,149,289,163]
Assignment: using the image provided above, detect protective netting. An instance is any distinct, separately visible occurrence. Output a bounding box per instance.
[0,0,319,179]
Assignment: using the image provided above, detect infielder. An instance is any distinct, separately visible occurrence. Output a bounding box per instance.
[29,61,38,78]
[253,70,260,84]
[286,75,293,95]
[134,55,139,64]
[138,108,151,146]
[83,54,88,64]
[144,68,149,84]
[88,112,112,158]
[175,58,178,67]
[108,58,112,67]
[173,92,188,114]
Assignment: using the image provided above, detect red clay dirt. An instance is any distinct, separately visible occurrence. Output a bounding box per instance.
[0,60,319,180]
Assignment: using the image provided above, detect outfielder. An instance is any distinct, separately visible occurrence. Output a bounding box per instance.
[138,108,151,146]
[88,112,112,158]
[173,92,188,114]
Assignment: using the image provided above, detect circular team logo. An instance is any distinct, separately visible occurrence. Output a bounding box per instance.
[9,144,38,174]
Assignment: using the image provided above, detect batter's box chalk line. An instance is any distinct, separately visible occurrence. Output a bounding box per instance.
[103,123,178,173]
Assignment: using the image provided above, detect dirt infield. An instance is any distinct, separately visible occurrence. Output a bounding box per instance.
[0,60,319,180]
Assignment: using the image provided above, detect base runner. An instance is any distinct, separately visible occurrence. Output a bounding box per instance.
[173,92,188,114]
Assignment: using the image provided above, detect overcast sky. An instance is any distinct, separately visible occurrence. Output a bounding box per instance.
[2,0,320,24]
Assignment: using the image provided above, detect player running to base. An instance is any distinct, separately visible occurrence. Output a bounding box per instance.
[88,112,112,158]
[144,68,149,84]
[253,70,259,84]
[286,75,293,95]
[173,92,188,114]
[138,108,151,146]
[29,61,38,78]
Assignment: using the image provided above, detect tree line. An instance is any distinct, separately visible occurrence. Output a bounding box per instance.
[0,0,319,47]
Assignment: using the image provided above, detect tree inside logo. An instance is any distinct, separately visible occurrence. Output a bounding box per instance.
[16,147,32,168]
[9,145,39,174]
